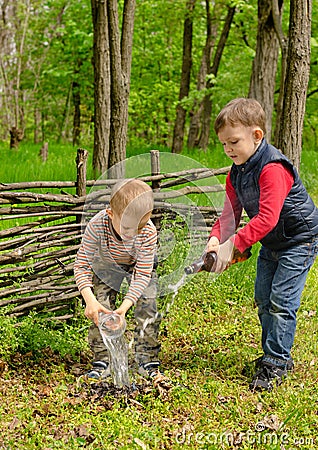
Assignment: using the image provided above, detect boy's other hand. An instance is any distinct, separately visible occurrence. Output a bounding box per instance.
[115,298,134,317]
[81,287,112,325]
[85,298,112,326]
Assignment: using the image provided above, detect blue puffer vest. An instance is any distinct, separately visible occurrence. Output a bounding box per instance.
[230,139,318,250]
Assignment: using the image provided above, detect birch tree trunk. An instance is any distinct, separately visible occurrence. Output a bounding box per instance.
[276,0,311,171]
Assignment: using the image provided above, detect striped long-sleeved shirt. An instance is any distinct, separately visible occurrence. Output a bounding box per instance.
[74,210,157,305]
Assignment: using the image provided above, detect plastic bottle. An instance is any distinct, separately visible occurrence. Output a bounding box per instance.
[98,312,126,339]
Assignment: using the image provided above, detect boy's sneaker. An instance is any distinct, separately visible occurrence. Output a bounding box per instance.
[249,361,288,392]
[138,361,163,379]
[85,361,111,381]
[254,356,294,372]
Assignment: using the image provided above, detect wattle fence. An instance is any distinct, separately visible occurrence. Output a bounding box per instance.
[0,149,230,320]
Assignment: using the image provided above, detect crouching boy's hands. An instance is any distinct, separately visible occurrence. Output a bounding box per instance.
[114,298,134,317]
[81,287,112,325]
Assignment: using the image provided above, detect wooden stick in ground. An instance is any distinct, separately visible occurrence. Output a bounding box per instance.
[151,150,161,229]
[76,148,88,224]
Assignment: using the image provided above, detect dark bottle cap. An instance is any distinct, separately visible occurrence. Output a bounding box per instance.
[184,251,217,275]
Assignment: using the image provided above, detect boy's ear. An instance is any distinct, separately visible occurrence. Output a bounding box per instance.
[254,128,264,142]
[106,207,113,219]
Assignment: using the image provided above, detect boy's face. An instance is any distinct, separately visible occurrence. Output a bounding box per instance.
[218,124,263,165]
[107,209,151,241]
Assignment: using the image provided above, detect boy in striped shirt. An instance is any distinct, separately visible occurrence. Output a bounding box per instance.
[74,179,161,380]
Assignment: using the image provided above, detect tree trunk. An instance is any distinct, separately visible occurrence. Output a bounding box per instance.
[271,0,288,147]
[39,142,49,162]
[171,0,196,154]
[187,0,217,149]
[249,0,282,142]
[91,0,135,176]
[91,0,111,175]
[276,0,311,171]
[58,83,72,143]
[9,127,23,149]
[34,107,41,144]
[198,6,235,150]
[108,0,136,171]
[107,0,126,171]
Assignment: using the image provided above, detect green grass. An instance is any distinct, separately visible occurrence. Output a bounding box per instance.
[0,142,94,183]
[0,142,318,449]
[0,141,229,184]
[1,257,317,449]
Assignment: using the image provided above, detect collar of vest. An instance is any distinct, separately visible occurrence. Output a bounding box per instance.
[234,138,267,173]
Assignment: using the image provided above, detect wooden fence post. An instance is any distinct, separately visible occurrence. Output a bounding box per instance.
[150,150,160,191]
[39,142,49,162]
[76,148,88,197]
[76,148,88,226]
[150,150,161,229]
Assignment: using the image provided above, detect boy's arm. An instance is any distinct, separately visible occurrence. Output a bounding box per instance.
[233,163,294,252]
[206,172,242,253]
[74,217,111,324]
[74,221,97,293]
[207,164,293,272]
[118,227,157,309]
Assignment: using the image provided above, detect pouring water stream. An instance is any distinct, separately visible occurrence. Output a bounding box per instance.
[98,312,130,387]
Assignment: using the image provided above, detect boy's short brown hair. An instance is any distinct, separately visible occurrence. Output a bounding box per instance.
[110,179,154,218]
[214,98,266,135]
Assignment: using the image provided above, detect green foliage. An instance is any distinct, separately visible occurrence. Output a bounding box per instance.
[300,150,318,198]
[0,310,89,361]
[0,308,20,359]
[1,0,318,157]
[156,213,192,278]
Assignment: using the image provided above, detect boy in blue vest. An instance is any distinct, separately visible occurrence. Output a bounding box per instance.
[207,98,318,392]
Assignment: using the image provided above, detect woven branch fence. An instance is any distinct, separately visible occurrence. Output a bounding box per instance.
[0,149,230,320]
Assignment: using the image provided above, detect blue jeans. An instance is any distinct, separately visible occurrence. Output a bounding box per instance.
[254,237,318,368]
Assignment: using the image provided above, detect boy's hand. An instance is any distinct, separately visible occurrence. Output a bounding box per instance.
[114,298,134,317]
[206,236,220,254]
[214,238,235,273]
[81,287,111,325]
[85,298,112,326]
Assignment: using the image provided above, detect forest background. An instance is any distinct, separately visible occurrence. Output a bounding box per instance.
[1,1,318,449]
[1,0,318,169]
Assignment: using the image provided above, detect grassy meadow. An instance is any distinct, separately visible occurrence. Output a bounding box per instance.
[0,142,318,449]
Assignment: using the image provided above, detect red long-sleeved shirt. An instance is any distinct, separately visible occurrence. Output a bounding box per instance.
[209,163,294,252]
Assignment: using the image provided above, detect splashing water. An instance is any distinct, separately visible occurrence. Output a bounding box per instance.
[168,273,187,297]
[138,273,188,340]
[137,268,219,341]
[98,313,130,387]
